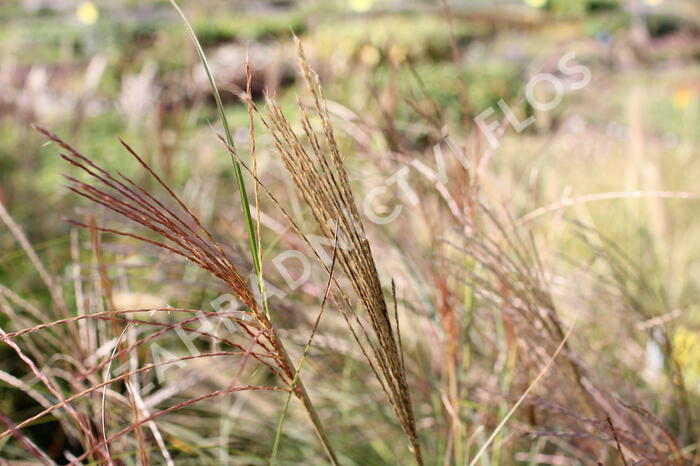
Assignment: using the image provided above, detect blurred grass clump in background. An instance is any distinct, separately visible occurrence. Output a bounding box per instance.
[194,12,306,46]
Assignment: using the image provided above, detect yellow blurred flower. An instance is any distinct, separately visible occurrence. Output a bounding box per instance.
[359,44,381,66]
[673,326,700,388]
[645,0,663,5]
[389,44,407,64]
[349,0,373,13]
[673,86,693,109]
[525,0,547,8]
[77,1,99,25]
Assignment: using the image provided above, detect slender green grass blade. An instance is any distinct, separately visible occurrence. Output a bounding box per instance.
[270,234,339,465]
[168,0,261,277]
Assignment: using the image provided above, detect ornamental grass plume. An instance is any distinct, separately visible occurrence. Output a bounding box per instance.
[33,125,340,465]
[255,38,423,464]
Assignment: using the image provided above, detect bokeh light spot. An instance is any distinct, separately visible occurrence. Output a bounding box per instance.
[77,2,99,25]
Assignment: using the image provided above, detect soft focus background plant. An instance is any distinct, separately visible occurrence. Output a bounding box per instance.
[2,0,700,464]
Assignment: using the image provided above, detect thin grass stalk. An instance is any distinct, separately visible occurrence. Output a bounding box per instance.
[67,385,288,466]
[36,123,341,463]
[469,322,576,466]
[0,352,276,443]
[101,324,130,463]
[258,38,423,464]
[165,8,339,463]
[271,228,339,465]
[607,416,630,466]
[0,412,53,466]
[89,219,149,465]
[168,0,260,278]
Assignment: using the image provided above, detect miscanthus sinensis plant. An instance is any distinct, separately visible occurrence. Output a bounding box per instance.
[1,2,699,465]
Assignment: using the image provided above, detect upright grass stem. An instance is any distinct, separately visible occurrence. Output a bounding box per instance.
[168,2,338,463]
[271,230,339,465]
[168,0,260,277]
